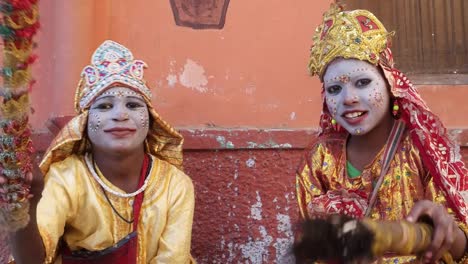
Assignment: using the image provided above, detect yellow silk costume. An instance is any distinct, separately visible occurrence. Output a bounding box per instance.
[296,131,465,263]
[38,154,194,263]
[7,40,196,264]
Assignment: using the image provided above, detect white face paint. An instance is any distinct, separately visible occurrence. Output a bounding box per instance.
[323,59,390,136]
[87,86,150,154]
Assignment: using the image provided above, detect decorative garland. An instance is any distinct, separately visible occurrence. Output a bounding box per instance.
[0,0,39,231]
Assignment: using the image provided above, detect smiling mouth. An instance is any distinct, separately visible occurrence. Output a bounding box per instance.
[104,127,136,132]
[342,111,366,119]
[106,131,135,138]
[104,128,136,137]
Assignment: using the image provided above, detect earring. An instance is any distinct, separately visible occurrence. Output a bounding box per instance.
[331,118,337,125]
[392,100,400,116]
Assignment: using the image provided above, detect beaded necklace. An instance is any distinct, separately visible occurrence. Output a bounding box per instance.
[84,153,152,198]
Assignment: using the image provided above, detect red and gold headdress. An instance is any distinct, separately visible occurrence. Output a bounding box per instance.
[308,4,392,77]
[311,4,468,224]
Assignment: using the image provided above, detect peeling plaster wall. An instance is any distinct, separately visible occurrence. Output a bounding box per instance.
[31,1,468,131]
[0,144,303,264]
[29,0,331,130]
[2,126,468,263]
[185,149,302,263]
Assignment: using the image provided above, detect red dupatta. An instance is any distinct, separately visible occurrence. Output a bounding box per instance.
[318,48,468,223]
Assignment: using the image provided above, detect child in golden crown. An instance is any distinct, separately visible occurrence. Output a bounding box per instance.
[294,4,468,264]
[0,40,196,263]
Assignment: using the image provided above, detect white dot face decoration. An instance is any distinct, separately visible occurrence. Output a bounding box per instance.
[323,59,391,136]
[89,113,101,133]
[371,88,385,107]
[140,108,149,129]
[87,86,150,153]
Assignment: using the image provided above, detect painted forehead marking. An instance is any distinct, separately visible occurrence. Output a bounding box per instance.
[98,89,144,100]
[324,65,379,84]
[338,74,350,83]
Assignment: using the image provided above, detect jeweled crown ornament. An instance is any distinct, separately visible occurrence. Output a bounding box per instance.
[74,40,152,112]
[308,4,393,77]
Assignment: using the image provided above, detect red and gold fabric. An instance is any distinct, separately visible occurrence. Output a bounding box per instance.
[296,131,466,263]
[304,3,468,226]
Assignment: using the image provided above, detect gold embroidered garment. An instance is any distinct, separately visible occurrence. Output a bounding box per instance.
[296,132,464,263]
[37,154,195,264]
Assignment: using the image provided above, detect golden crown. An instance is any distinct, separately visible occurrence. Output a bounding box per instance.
[308,4,393,77]
[74,40,153,112]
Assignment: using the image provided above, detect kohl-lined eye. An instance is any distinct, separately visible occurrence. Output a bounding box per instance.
[126,102,145,109]
[93,103,113,110]
[356,78,372,87]
[326,85,342,95]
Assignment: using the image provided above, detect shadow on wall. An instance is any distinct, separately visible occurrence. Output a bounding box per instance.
[170,0,230,29]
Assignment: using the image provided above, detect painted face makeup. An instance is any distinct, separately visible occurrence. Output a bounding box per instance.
[323,59,390,136]
[87,86,150,153]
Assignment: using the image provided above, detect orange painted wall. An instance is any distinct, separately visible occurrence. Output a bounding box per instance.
[31,1,468,131]
[0,1,463,263]
[31,0,323,130]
